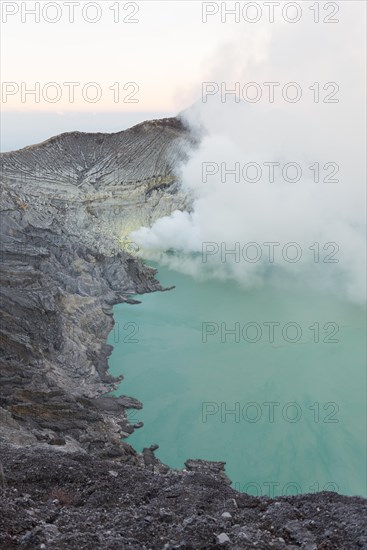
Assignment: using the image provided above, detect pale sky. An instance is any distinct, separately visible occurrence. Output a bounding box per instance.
[0,1,365,150]
[1,1,238,112]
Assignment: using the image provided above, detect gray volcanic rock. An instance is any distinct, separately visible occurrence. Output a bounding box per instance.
[0,442,366,549]
[1,117,194,242]
[0,117,194,454]
[1,117,366,548]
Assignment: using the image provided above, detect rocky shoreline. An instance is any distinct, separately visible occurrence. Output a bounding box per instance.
[1,117,366,548]
[0,117,192,455]
[1,442,366,549]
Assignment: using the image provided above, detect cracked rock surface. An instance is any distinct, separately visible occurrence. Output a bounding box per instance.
[0,444,366,549]
[0,117,193,454]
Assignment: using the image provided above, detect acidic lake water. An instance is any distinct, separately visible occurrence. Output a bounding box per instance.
[108,263,366,498]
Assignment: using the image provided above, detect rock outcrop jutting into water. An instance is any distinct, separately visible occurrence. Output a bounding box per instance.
[0,117,366,549]
[0,117,193,453]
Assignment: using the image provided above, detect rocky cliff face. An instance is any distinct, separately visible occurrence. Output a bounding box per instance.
[0,117,366,549]
[0,117,194,454]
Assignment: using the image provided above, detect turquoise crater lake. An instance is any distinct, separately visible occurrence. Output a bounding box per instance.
[108,263,366,498]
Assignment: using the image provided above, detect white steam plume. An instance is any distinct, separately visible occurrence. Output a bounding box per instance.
[131,2,366,304]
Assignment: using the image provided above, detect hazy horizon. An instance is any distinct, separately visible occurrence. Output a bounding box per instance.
[0,110,176,152]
